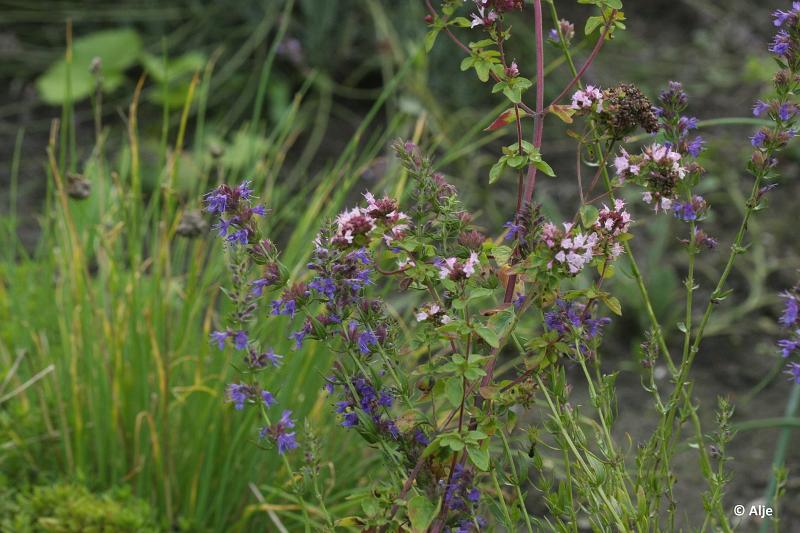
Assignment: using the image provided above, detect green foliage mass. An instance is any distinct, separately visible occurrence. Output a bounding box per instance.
[0,483,160,533]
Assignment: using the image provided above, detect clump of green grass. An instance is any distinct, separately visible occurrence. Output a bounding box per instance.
[0,18,422,531]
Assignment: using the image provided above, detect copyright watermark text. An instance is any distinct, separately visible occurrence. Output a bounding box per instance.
[733,504,773,518]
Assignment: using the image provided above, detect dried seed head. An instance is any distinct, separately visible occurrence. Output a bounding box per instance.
[209,143,225,159]
[600,83,659,138]
[176,210,208,238]
[89,56,102,75]
[458,230,486,250]
[66,173,91,200]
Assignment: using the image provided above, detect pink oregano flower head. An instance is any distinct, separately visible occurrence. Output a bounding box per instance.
[570,85,604,112]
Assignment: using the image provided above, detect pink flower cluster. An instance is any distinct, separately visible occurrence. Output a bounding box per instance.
[332,192,410,247]
[595,199,632,237]
[541,199,633,274]
[570,86,604,112]
[615,143,685,180]
[613,148,640,178]
[542,223,599,274]
[614,143,688,212]
[470,1,498,28]
[415,303,452,324]
[468,0,523,28]
[437,252,480,281]
[593,199,631,259]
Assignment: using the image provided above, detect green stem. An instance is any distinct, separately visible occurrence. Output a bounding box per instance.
[261,407,312,533]
[535,375,628,531]
[759,382,800,533]
[664,173,765,440]
[490,467,515,530]
[498,429,534,533]
[734,415,800,431]
[561,446,579,532]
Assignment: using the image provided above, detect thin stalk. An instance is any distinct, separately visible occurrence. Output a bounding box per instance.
[759,382,800,533]
[535,375,629,531]
[490,468,515,530]
[498,429,534,533]
[561,446,579,532]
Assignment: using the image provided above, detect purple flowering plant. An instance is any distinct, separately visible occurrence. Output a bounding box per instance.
[204,2,800,531]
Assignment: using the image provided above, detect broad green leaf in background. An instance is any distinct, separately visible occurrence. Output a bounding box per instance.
[141,50,207,107]
[140,50,206,83]
[408,495,440,532]
[36,28,142,104]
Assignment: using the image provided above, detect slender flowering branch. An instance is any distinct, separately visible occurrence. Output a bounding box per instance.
[546,11,616,111]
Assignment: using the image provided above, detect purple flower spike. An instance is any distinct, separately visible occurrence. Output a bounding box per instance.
[786,362,800,384]
[236,180,253,200]
[276,432,298,454]
[753,100,769,117]
[751,130,767,147]
[227,383,249,410]
[780,292,800,327]
[779,103,796,121]
[779,337,800,358]
[357,329,378,354]
[503,221,525,241]
[204,192,228,214]
[687,136,705,157]
[210,330,229,350]
[261,390,276,408]
[770,30,792,57]
[232,330,249,350]
[265,348,283,367]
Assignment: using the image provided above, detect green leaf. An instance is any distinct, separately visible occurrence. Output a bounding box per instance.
[420,437,442,459]
[468,287,496,301]
[425,29,440,52]
[475,326,500,348]
[602,295,622,316]
[36,28,142,104]
[469,39,496,49]
[440,433,465,451]
[597,262,615,279]
[534,159,556,177]
[140,51,205,83]
[492,245,513,265]
[579,205,599,228]
[549,104,576,124]
[474,60,491,82]
[585,15,604,35]
[503,85,523,104]
[507,154,527,168]
[445,377,464,407]
[408,495,439,532]
[489,160,506,184]
[488,308,516,340]
[467,446,490,471]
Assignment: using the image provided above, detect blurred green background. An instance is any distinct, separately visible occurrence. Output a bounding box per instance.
[2,0,800,530]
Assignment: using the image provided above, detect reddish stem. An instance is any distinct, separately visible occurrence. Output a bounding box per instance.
[424,0,537,117]
[521,0,546,206]
[500,0,547,308]
[546,12,616,110]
